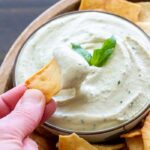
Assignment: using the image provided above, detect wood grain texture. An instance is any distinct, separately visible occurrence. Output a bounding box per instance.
[0,0,80,94]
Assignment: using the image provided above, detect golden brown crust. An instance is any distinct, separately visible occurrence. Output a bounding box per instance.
[79,0,141,22]
[25,59,61,103]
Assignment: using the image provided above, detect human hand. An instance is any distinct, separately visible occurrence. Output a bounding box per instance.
[0,85,56,150]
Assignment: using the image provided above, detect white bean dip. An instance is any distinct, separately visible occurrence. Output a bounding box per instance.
[15,12,150,131]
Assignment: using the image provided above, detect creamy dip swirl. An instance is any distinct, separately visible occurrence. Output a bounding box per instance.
[15,12,150,131]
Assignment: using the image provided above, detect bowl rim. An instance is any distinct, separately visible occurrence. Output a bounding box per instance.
[13,10,150,135]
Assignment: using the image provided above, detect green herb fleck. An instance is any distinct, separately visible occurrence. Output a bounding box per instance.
[120,100,123,104]
[63,38,68,42]
[92,124,96,130]
[71,43,91,64]
[90,36,116,67]
[128,90,131,94]
[80,119,85,124]
[118,81,121,85]
[130,102,134,108]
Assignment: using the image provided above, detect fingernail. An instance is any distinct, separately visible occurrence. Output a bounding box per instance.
[21,89,45,104]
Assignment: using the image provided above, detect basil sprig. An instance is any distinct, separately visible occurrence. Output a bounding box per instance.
[71,36,116,67]
[90,36,116,66]
[71,43,92,64]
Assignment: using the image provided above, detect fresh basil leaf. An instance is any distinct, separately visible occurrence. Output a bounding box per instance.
[101,36,116,50]
[90,36,116,67]
[71,43,92,64]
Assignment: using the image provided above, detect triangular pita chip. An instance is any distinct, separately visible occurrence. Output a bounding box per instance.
[79,0,141,22]
[138,2,150,22]
[25,59,61,103]
[141,112,150,150]
[58,133,98,150]
[137,22,150,36]
[125,136,144,150]
[93,143,125,150]
[79,0,106,10]
[121,129,141,138]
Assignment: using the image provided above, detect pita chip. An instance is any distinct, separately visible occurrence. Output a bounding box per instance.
[58,133,98,150]
[137,22,150,36]
[79,0,141,22]
[25,59,61,103]
[138,2,150,22]
[93,143,125,150]
[121,129,141,138]
[141,113,150,150]
[126,136,144,150]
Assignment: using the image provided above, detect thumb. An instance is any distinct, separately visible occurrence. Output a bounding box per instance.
[0,89,46,140]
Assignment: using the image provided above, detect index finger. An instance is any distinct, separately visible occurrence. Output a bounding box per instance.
[0,84,27,118]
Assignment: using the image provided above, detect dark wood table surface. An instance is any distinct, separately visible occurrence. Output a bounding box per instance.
[0,0,59,65]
